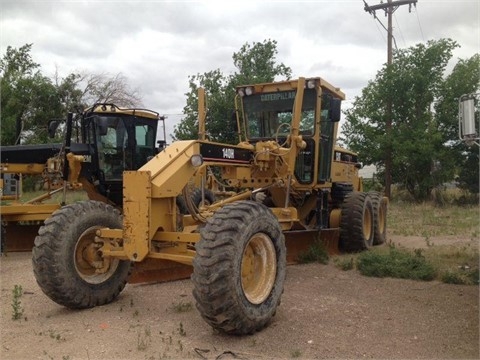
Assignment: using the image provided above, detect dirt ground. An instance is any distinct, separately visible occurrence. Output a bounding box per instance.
[1,235,478,360]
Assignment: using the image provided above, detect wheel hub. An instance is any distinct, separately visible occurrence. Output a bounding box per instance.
[241,232,277,304]
[74,226,118,284]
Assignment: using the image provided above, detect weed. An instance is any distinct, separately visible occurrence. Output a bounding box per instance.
[177,322,186,336]
[170,300,193,313]
[441,268,479,285]
[11,285,24,320]
[137,326,151,351]
[291,349,302,358]
[48,329,65,342]
[334,257,355,271]
[133,309,139,317]
[357,247,436,281]
[441,270,467,285]
[297,242,329,264]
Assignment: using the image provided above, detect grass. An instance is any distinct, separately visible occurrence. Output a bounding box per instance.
[357,245,436,281]
[388,201,479,238]
[333,200,479,285]
[7,189,89,205]
[169,300,193,313]
[297,242,329,264]
[11,285,24,320]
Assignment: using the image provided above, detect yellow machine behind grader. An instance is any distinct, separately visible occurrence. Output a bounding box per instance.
[29,76,387,335]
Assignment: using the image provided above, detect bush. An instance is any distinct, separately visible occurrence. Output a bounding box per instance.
[297,242,329,264]
[334,257,355,271]
[357,247,436,281]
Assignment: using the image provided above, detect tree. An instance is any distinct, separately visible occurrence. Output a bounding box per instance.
[1,44,62,144]
[54,71,143,112]
[174,39,292,144]
[341,39,475,201]
[1,44,144,145]
[435,54,480,195]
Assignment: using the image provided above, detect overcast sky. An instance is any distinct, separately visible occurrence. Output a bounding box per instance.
[1,0,479,140]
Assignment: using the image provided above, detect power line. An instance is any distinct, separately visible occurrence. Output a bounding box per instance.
[414,5,426,42]
[363,0,418,199]
[394,13,406,47]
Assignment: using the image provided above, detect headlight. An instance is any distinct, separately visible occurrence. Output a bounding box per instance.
[306,79,316,89]
[237,88,245,97]
[191,154,203,167]
[245,86,254,96]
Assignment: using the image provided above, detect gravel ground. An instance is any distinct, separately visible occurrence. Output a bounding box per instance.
[1,238,479,360]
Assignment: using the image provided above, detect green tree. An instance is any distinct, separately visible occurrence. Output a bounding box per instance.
[1,44,144,145]
[341,39,471,201]
[1,44,62,145]
[174,39,292,144]
[435,54,480,195]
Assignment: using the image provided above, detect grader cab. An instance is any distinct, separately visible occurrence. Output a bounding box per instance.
[1,104,165,251]
[32,77,387,335]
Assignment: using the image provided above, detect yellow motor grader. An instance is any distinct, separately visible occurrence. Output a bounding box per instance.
[1,104,166,251]
[32,77,387,335]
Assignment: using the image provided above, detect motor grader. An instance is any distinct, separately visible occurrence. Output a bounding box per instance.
[1,103,165,251]
[32,77,387,335]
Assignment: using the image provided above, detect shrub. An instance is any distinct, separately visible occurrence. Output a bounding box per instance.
[357,247,436,281]
[297,242,329,264]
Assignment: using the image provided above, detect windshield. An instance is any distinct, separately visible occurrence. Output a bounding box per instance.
[94,115,156,180]
[243,88,316,139]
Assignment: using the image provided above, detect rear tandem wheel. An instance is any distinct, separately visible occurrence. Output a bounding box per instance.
[339,192,374,252]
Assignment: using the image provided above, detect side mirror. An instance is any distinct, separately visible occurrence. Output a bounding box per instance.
[330,98,341,122]
[48,119,62,138]
[459,94,479,146]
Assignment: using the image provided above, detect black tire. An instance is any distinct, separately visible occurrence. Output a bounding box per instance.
[192,200,286,335]
[32,200,131,309]
[191,188,215,208]
[176,195,188,214]
[369,191,387,245]
[339,192,374,252]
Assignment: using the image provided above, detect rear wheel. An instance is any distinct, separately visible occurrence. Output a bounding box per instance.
[192,201,286,335]
[339,192,374,252]
[191,188,215,208]
[32,200,131,309]
[369,191,387,245]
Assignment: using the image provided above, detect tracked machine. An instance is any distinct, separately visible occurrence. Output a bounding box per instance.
[32,77,387,335]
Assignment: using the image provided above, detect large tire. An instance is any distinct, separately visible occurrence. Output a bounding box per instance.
[191,188,215,208]
[32,200,131,309]
[339,192,374,252]
[369,191,387,245]
[192,200,286,335]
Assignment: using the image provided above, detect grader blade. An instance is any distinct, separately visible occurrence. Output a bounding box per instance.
[284,228,340,263]
[2,224,41,252]
[127,229,341,284]
[128,258,193,284]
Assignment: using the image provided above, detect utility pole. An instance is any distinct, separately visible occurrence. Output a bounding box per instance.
[364,0,417,199]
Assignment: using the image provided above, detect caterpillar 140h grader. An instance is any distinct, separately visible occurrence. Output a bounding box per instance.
[32,77,387,335]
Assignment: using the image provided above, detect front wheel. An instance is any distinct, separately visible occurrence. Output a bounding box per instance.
[192,201,286,335]
[32,200,131,309]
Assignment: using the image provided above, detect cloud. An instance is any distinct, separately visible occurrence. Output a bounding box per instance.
[1,0,478,127]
